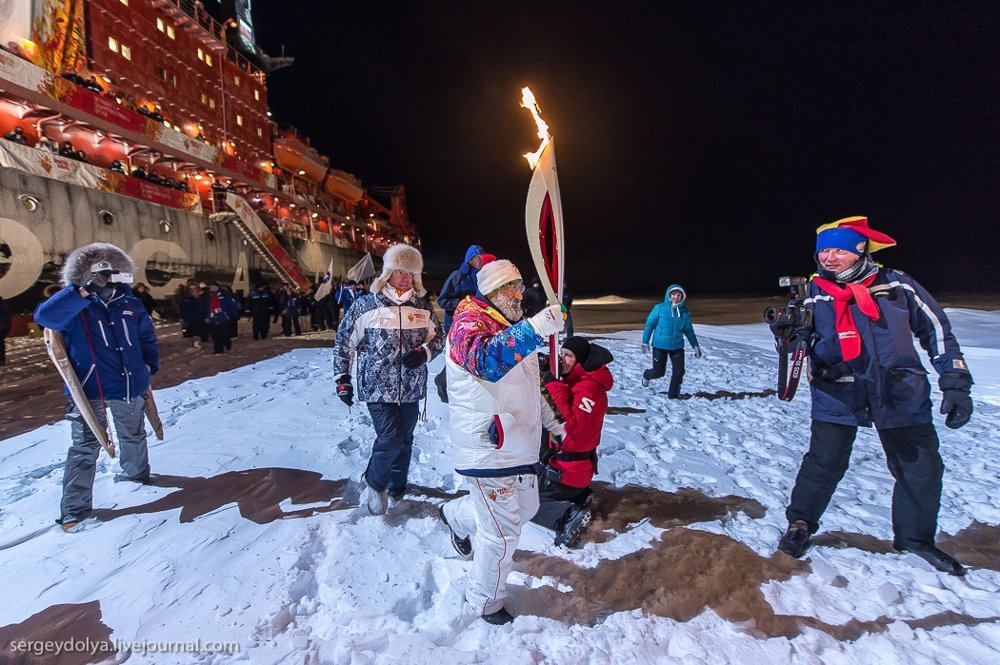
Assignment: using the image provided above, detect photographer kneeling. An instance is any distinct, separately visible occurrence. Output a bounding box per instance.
[533,337,614,547]
[774,217,973,576]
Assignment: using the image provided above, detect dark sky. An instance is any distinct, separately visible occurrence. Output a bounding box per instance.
[250,1,1000,296]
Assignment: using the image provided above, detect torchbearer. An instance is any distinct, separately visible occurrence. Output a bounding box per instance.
[439,255,566,625]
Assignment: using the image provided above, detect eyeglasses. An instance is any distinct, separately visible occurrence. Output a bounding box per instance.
[501,280,525,293]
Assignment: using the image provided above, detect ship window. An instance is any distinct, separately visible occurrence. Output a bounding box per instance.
[159,67,166,80]
[18,195,39,212]
[169,74,176,86]
[121,45,131,60]
[209,98,216,109]
[159,220,171,234]
[197,48,204,61]
[108,37,118,53]
[100,210,114,225]
[234,76,240,86]
[257,127,262,137]
[120,0,127,5]
[201,93,207,104]
[157,18,165,33]
[236,115,243,126]
[205,54,213,67]
[254,89,259,101]
[204,229,216,241]
[167,25,175,39]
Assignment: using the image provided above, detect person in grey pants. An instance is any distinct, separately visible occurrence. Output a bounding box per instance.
[34,242,161,531]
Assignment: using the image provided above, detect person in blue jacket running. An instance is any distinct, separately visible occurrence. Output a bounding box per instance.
[640,284,701,398]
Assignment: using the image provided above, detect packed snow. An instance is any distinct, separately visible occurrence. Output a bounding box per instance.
[1,309,999,664]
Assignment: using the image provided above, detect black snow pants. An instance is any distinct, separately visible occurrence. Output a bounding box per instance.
[643,348,685,398]
[531,473,593,533]
[785,420,944,550]
[252,313,270,340]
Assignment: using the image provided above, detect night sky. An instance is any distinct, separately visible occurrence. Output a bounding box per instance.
[250,2,1000,297]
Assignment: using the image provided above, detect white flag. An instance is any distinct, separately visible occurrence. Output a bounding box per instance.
[347,253,376,283]
[314,258,335,300]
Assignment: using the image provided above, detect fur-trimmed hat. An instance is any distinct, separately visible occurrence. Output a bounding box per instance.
[371,243,425,296]
[476,254,522,295]
[61,242,135,288]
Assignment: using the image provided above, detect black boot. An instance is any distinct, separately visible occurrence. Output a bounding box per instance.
[895,543,966,576]
[777,520,811,558]
[482,607,514,625]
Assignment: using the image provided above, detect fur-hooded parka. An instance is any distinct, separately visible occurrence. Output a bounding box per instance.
[61,242,135,288]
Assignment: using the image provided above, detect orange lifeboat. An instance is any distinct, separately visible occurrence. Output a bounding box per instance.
[272,128,329,184]
[324,169,364,205]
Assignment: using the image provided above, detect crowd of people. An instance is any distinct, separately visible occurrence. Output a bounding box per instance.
[30,215,976,627]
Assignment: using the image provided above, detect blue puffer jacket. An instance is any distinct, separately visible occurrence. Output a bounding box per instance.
[35,285,160,401]
[642,284,699,351]
[333,289,445,403]
[802,267,971,429]
[438,244,484,331]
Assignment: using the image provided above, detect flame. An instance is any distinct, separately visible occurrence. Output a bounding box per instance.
[520,87,551,169]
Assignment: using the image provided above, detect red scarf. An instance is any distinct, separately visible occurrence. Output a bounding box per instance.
[812,274,879,361]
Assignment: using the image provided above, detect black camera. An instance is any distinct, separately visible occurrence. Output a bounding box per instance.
[763,276,813,335]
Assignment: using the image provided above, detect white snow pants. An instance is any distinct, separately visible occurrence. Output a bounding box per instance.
[444,474,540,616]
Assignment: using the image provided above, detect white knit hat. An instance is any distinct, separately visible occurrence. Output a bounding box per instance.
[371,243,425,296]
[476,254,522,295]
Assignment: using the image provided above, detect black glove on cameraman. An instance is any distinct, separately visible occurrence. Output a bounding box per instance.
[939,373,973,429]
[768,320,797,342]
[335,376,354,407]
[400,347,427,369]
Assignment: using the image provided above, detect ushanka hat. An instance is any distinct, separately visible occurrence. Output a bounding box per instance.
[476,254,522,295]
[371,243,425,296]
[815,216,897,255]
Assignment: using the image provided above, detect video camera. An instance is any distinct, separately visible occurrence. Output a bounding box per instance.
[764,277,812,402]
[763,276,812,336]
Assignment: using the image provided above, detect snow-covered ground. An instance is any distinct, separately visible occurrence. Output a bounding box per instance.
[1,310,998,664]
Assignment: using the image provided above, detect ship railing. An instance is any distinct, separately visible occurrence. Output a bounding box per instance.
[156,0,266,83]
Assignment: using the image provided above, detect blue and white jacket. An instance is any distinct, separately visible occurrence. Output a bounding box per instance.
[802,267,971,429]
[35,285,160,401]
[333,288,444,403]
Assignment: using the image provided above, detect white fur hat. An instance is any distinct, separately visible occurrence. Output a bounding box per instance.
[476,254,522,295]
[371,243,425,296]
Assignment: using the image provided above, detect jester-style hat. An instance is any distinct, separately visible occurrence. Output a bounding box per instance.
[815,216,897,255]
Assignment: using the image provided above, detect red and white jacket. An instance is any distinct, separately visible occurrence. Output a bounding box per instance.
[543,349,614,488]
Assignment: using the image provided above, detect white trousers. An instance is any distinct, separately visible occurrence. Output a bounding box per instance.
[443,474,539,615]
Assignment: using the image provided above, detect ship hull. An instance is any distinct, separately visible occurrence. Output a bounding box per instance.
[0,166,364,312]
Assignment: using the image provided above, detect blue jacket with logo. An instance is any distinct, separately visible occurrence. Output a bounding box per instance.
[642,284,699,351]
[35,285,160,401]
[802,267,970,429]
[438,244,484,331]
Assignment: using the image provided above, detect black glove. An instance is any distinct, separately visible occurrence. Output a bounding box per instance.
[939,373,973,429]
[768,320,796,340]
[82,269,114,295]
[400,347,427,369]
[336,377,354,407]
[540,369,557,385]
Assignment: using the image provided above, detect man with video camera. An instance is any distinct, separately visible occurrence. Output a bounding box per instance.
[771,217,973,576]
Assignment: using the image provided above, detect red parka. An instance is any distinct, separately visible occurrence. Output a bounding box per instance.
[543,346,614,488]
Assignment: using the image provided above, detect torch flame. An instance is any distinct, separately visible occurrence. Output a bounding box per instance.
[520,87,551,169]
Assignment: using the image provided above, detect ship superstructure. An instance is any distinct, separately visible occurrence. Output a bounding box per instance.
[0,0,418,310]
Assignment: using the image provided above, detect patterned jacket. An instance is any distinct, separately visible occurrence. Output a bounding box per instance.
[333,289,443,403]
[446,296,564,476]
